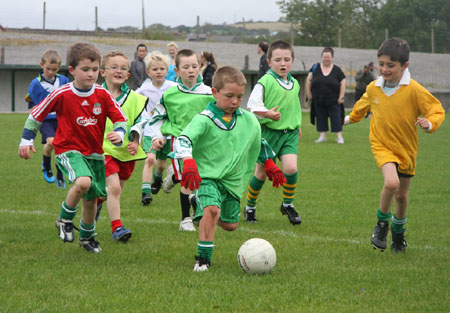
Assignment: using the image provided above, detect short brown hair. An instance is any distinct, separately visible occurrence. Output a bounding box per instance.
[67,43,101,68]
[41,50,62,65]
[377,38,410,65]
[101,51,129,69]
[175,49,197,68]
[268,40,294,60]
[212,66,246,91]
[321,47,334,57]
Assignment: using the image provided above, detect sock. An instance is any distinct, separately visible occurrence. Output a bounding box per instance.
[392,214,407,234]
[246,176,265,209]
[180,192,191,219]
[111,219,123,233]
[59,201,77,220]
[142,182,151,194]
[197,240,214,261]
[43,155,51,171]
[153,168,163,182]
[377,209,392,222]
[56,167,64,180]
[79,219,95,239]
[282,172,297,205]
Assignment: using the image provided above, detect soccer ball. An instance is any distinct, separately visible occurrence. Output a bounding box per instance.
[237,238,276,274]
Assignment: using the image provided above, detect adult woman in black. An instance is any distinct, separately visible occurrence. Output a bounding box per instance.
[306,47,347,144]
[199,51,217,87]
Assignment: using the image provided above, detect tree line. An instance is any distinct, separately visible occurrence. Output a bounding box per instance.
[278,0,450,53]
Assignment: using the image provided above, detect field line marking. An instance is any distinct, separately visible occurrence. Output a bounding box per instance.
[1,208,448,252]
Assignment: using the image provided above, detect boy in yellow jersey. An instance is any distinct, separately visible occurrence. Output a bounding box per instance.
[344,38,445,253]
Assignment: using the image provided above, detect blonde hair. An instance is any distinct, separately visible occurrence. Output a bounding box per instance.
[144,51,170,70]
[101,50,129,69]
[167,41,179,50]
[212,66,246,91]
[41,49,62,65]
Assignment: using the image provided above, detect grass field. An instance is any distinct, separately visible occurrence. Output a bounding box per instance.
[0,113,449,313]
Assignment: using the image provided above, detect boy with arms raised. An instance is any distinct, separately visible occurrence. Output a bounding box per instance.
[170,66,285,271]
[148,49,214,231]
[344,38,445,253]
[245,40,303,225]
[136,51,177,205]
[19,43,128,253]
[96,51,149,242]
[26,49,70,188]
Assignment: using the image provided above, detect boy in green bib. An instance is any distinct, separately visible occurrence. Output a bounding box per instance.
[170,66,285,271]
[246,40,303,225]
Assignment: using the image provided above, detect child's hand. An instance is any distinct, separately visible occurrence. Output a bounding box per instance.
[152,138,166,151]
[415,117,431,130]
[264,159,286,188]
[18,145,36,159]
[106,131,122,145]
[298,128,302,140]
[127,141,139,155]
[265,106,281,121]
[181,158,201,191]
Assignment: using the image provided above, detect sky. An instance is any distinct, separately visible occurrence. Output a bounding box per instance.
[0,0,283,30]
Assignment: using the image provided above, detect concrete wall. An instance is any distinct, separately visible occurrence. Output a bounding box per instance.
[1,65,448,113]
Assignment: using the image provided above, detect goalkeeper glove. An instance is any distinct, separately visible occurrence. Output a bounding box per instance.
[181,158,202,191]
[264,159,286,188]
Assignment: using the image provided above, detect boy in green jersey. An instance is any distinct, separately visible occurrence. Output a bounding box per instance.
[245,40,303,225]
[97,51,149,242]
[170,66,285,271]
[148,49,215,231]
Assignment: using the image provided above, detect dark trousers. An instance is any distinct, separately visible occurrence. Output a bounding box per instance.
[314,101,343,133]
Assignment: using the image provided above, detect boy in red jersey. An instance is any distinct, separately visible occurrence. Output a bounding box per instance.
[18,43,128,253]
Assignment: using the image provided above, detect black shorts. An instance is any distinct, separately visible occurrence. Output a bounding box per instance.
[40,119,58,144]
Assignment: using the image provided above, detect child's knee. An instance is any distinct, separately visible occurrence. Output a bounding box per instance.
[219,221,239,231]
[145,154,156,167]
[107,181,122,197]
[384,178,400,192]
[75,176,91,192]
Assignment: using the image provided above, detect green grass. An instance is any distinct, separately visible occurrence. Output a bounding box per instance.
[0,113,449,313]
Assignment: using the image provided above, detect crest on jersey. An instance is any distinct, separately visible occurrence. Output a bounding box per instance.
[93,103,102,115]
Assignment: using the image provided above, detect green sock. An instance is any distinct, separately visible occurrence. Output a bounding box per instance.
[197,241,214,261]
[153,168,163,182]
[59,201,77,220]
[79,219,95,239]
[283,172,297,205]
[246,176,265,208]
[142,182,151,194]
[377,209,392,222]
[392,214,407,234]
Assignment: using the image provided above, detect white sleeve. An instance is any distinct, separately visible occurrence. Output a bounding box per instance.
[171,136,193,159]
[246,84,268,115]
[148,102,167,141]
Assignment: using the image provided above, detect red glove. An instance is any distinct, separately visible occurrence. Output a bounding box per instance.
[181,158,202,191]
[264,159,286,188]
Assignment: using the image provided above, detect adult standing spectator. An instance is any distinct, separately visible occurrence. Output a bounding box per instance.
[199,50,217,87]
[166,42,179,82]
[130,43,148,90]
[355,64,375,102]
[257,41,269,80]
[306,47,346,144]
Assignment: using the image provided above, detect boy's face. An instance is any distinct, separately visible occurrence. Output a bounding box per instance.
[175,55,200,87]
[147,61,168,85]
[137,47,147,59]
[40,61,60,80]
[268,48,293,80]
[69,58,100,90]
[100,55,130,87]
[212,82,245,117]
[378,55,409,84]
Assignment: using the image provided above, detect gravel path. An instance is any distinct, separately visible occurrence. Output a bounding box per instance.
[1,31,449,90]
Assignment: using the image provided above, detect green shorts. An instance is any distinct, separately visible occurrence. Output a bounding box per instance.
[143,136,171,160]
[258,126,299,164]
[56,151,107,201]
[192,179,241,224]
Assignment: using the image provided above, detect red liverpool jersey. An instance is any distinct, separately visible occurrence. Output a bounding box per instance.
[31,83,127,156]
